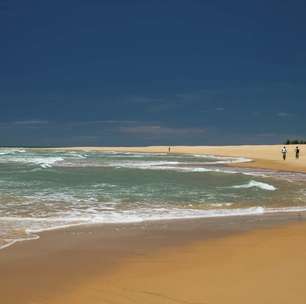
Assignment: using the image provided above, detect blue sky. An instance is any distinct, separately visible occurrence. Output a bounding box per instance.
[0,0,306,146]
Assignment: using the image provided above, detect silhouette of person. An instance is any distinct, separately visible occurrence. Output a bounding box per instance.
[281,146,288,160]
[295,146,300,159]
[168,146,171,153]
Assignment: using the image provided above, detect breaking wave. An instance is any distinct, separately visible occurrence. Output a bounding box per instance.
[231,180,277,191]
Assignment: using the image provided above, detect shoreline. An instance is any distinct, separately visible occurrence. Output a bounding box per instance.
[2,205,306,252]
[32,144,306,173]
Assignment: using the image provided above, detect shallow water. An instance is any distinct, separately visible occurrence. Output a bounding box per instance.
[0,148,306,249]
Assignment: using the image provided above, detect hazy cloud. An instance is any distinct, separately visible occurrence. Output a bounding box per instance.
[13,120,49,125]
[276,112,293,118]
[119,125,207,136]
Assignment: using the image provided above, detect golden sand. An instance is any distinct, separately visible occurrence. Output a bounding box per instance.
[52,222,306,304]
[1,215,306,304]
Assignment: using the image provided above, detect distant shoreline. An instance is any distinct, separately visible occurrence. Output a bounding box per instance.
[26,144,306,173]
[4,143,306,172]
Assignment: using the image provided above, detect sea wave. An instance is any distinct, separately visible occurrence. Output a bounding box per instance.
[231,180,277,191]
[1,205,306,250]
[0,148,26,155]
[192,154,252,164]
[2,205,306,233]
[0,156,64,168]
[106,162,258,176]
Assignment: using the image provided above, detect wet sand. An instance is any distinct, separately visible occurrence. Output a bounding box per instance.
[83,220,306,304]
[1,213,306,304]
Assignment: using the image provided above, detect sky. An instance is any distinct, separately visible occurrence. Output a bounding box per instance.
[0,0,306,146]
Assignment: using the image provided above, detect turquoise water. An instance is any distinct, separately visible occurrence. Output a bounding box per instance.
[0,148,306,248]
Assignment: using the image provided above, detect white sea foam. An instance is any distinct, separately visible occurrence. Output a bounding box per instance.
[208,203,234,207]
[189,168,213,172]
[192,154,252,164]
[110,160,180,169]
[231,180,277,191]
[0,148,26,155]
[107,162,252,175]
[31,157,64,168]
[67,152,87,159]
[2,205,306,250]
[0,156,64,168]
[2,205,305,232]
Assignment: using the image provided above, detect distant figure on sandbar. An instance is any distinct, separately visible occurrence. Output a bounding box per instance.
[295,146,300,159]
[168,146,171,153]
[281,146,288,160]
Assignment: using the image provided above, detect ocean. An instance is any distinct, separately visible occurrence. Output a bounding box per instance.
[1,148,306,249]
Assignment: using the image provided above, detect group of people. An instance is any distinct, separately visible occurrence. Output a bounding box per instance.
[281,146,300,160]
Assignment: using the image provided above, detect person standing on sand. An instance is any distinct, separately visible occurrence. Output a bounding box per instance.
[295,146,300,159]
[281,146,288,160]
[168,146,171,153]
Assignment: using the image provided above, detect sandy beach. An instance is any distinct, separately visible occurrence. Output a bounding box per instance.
[46,144,306,172]
[1,145,306,303]
[0,213,306,304]
[3,0,306,302]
